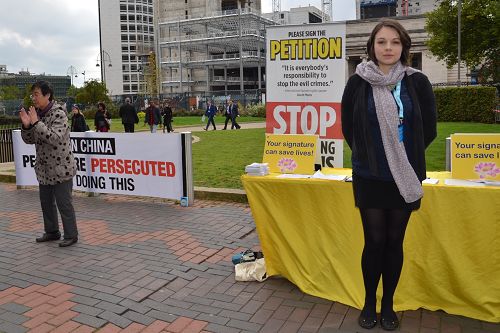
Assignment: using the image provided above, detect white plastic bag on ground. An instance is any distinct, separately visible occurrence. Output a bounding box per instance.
[234,258,267,282]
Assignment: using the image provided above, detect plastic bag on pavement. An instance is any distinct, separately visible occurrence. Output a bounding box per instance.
[235,258,267,282]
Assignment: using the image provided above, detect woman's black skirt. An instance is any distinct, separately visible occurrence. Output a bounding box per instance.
[352,174,421,211]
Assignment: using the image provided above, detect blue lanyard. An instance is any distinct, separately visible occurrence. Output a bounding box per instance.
[391,81,404,141]
[392,81,403,119]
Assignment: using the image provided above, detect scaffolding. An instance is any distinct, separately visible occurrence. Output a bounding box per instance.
[157,7,275,99]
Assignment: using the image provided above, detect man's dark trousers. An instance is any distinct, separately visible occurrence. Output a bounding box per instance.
[223,115,232,129]
[124,123,135,133]
[231,116,240,129]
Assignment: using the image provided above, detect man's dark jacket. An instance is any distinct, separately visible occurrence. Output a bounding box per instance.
[119,103,139,124]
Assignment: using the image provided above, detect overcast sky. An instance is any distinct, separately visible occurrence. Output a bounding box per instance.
[0,0,355,88]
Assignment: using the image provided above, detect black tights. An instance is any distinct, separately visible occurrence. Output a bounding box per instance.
[360,208,411,317]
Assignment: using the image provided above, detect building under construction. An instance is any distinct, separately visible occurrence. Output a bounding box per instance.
[156,0,275,104]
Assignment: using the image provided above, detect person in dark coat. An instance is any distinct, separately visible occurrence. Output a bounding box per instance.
[229,99,241,130]
[70,105,88,132]
[162,102,174,133]
[204,100,217,131]
[222,100,232,130]
[94,102,110,132]
[144,99,162,133]
[119,97,139,133]
[341,19,436,331]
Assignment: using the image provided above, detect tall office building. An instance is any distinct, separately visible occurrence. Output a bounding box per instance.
[0,67,71,99]
[98,0,155,96]
[156,0,274,99]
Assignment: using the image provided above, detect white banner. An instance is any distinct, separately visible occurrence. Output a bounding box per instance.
[266,23,346,168]
[13,131,186,200]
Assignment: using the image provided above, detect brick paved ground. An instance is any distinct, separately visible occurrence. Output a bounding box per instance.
[0,183,498,333]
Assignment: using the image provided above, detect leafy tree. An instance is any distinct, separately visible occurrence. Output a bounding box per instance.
[0,86,22,100]
[22,85,33,109]
[425,0,499,83]
[75,79,110,105]
[146,51,158,96]
[67,85,81,98]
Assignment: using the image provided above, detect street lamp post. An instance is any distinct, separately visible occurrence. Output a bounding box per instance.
[96,50,112,87]
[81,71,86,84]
[66,65,78,86]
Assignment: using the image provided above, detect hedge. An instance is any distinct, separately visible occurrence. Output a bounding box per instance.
[434,86,497,123]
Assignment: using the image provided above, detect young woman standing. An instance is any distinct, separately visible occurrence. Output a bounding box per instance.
[341,19,437,330]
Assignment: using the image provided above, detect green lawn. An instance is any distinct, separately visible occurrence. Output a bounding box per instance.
[84,116,265,133]
[192,122,499,189]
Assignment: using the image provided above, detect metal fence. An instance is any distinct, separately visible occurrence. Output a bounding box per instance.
[0,127,18,163]
[109,90,264,112]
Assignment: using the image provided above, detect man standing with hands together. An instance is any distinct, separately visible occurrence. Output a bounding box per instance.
[19,81,79,247]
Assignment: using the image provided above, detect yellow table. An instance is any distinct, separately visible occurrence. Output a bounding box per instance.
[242,170,500,322]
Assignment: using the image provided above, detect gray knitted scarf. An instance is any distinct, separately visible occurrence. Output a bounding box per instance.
[356,60,423,203]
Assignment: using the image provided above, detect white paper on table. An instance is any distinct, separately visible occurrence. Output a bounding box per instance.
[311,170,348,181]
[276,174,312,179]
[468,179,500,187]
[483,180,500,186]
[422,178,439,185]
[444,179,485,187]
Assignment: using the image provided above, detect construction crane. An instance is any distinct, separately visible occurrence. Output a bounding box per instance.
[322,0,332,22]
[272,0,281,22]
[401,0,409,16]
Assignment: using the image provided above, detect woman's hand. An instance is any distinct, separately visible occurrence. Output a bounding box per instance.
[19,108,31,127]
[27,106,38,125]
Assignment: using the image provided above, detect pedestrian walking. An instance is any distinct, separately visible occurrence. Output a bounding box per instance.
[162,102,174,133]
[204,100,217,131]
[229,99,241,130]
[19,81,79,247]
[222,101,232,130]
[119,97,139,133]
[145,99,161,133]
[341,19,436,331]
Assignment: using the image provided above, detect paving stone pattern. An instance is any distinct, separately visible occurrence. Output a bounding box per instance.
[0,183,498,333]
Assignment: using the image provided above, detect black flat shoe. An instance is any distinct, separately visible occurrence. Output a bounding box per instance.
[59,237,78,247]
[380,315,399,331]
[36,232,61,242]
[358,313,377,329]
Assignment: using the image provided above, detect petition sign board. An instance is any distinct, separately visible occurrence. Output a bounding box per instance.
[13,131,186,200]
[266,23,346,168]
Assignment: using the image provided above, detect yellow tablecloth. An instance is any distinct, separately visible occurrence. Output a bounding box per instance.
[242,170,500,322]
